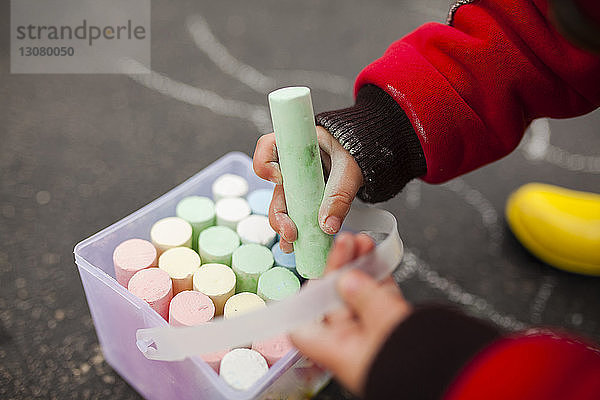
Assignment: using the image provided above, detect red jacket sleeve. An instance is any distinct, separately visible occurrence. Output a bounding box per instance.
[355,0,600,183]
[365,305,600,400]
[445,331,600,400]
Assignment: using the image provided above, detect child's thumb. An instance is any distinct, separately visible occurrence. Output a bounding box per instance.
[319,158,362,235]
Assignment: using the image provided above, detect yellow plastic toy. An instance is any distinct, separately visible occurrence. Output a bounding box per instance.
[505,183,600,276]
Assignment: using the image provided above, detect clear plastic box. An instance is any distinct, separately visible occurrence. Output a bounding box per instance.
[74,152,331,400]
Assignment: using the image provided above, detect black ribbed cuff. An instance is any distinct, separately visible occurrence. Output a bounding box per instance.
[365,304,502,400]
[316,84,426,203]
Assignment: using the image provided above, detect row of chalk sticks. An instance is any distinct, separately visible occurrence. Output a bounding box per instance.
[112,174,302,391]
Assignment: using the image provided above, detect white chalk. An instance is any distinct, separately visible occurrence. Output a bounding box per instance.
[150,217,193,255]
[212,174,249,202]
[215,197,251,230]
[236,215,277,247]
[220,348,268,391]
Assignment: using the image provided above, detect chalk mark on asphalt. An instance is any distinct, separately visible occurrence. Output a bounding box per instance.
[120,59,271,132]
[187,15,352,96]
[530,276,557,324]
[522,118,600,173]
[441,178,503,253]
[397,249,528,331]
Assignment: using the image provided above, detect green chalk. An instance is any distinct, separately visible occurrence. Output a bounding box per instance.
[198,226,240,266]
[176,196,216,251]
[268,86,333,279]
[231,244,274,293]
[257,267,301,302]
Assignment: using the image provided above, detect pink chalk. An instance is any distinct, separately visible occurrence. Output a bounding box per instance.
[168,290,226,372]
[169,290,215,327]
[127,268,173,320]
[113,239,158,287]
[202,349,229,374]
[252,334,294,366]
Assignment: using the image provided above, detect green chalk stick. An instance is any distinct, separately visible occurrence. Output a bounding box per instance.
[231,244,273,293]
[198,226,240,266]
[257,267,300,302]
[268,86,332,279]
[176,196,216,251]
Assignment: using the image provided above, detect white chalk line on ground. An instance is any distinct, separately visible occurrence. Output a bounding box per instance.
[268,69,352,96]
[120,59,271,132]
[186,15,276,94]
[396,249,528,331]
[441,178,503,252]
[530,276,557,324]
[186,15,353,96]
[522,118,600,173]
[403,180,422,209]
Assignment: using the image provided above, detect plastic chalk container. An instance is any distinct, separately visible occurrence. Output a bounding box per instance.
[74,152,403,400]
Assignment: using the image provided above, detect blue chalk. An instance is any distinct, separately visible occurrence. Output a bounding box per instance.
[271,241,296,269]
[247,188,273,216]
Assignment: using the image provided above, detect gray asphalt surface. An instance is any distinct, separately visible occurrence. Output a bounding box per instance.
[1,0,599,399]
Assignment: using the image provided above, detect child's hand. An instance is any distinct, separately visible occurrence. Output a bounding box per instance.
[253,127,363,253]
[290,233,412,396]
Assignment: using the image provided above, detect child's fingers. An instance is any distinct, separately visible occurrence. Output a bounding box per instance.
[268,184,297,244]
[338,270,405,329]
[253,133,282,184]
[278,239,294,253]
[379,276,403,297]
[324,233,374,275]
[325,233,356,274]
[324,305,354,326]
[354,234,375,259]
[290,321,340,367]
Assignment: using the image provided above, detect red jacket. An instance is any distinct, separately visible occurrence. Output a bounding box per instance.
[356,0,600,184]
[316,1,600,399]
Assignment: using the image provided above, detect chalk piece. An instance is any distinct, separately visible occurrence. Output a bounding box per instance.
[193,263,236,316]
[158,247,201,295]
[198,226,240,266]
[232,244,274,293]
[215,197,251,230]
[168,290,215,327]
[168,290,224,372]
[202,349,229,374]
[176,196,216,251]
[113,238,157,287]
[252,334,294,366]
[220,348,268,391]
[223,292,266,320]
[236,215,277,247]
[150,217,193,255]
[127,268,173,320]
[271,241,297,270]
[247,188,274,216]
[257,267,300,302]
[212,174,249,202]
[269,87,332,278]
